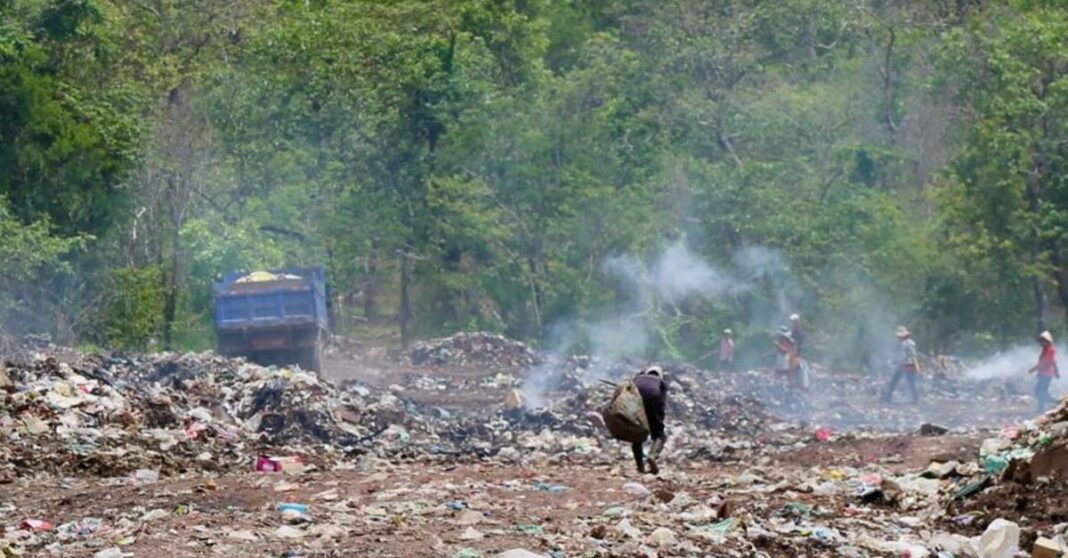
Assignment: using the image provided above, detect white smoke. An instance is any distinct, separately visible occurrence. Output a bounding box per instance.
[649,243,737,303]
[519,240,739,407]
[603,240,743,303]
[964,345,1059,381]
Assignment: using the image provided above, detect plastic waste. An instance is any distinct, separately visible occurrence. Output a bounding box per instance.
[533,481,568,493]
[256,455,282,472]
[21,519,53,531]
[977,518,1020,558]
[277,503,308,514]
[622,482,652,498]
[495,550,548,558]
[133,469,159,482]
[648,527,677,547]
[601,381,650,443]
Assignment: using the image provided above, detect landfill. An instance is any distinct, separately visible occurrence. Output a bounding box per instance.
[1,332,1067,557]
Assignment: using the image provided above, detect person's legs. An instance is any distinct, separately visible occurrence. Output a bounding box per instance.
[1036,376,1053,413]
[906,372,919,403]
[643,398,666,474]
[884,369,903,402]
[792,388,811,427]
[631,441,645,473]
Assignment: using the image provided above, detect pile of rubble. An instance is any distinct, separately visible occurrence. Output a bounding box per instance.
[0,342,785,481]
[410,332,541,368]
[939,396,1068,540]
[0,352,399,478]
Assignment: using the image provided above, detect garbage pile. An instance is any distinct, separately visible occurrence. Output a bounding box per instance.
[940,396,1068,535]
[410,332,541,368]
[0,351,436,478]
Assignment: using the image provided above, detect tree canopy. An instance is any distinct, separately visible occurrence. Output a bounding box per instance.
[3,0,1067,365]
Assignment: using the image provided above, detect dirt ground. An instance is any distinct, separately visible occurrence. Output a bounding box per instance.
[4,349,1063,557]
[3,431,980,558]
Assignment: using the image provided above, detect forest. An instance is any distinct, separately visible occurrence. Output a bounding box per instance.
[3,0,1068,367]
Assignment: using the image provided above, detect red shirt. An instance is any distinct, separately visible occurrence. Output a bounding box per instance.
[1037,344,1058,377]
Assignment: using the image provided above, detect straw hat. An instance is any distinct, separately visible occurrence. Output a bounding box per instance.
[1039,330,1054,344]
[789,313,801,322]
[895,326,911,338]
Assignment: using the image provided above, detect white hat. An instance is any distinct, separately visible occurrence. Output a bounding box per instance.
[1039,331,1054,343]
[895,326,910,338]
[644,365,663,377]
[789,313,801,321]
[723,329,733,335]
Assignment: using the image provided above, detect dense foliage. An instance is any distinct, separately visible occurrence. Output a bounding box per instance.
[3,0,1067,365]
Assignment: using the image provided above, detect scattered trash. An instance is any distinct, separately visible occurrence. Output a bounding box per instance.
[648,527,677,547]
[495,551,548,558]
[132,468,159,482]
[3,337,1068,557]
[20,519,52,531]
[1033,536,1068,558]
[918,423,949,436]
[459,527,484,541]
[622,482,652,498]
[533,481,568,493]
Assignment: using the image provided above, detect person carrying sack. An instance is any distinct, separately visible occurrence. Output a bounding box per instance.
[632,366,669,475]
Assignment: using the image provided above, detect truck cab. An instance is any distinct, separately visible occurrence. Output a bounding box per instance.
[212,267,328,372]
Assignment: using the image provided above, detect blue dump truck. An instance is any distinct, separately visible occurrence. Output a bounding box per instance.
[212,267,328,372]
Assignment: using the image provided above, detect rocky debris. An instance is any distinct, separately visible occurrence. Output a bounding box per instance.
[0,352,388,478]
[0,344,776,480]
[3,333,1068,556]
[410,332,540,368]
[943,395,1068,534]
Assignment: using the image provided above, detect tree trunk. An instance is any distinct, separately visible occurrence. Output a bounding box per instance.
[1026,167,1047,333]
[162,219,179,350]
[1048,245,1068,324]
[363,237,379,321]
[399,251,412,347]
[526,257,542,335]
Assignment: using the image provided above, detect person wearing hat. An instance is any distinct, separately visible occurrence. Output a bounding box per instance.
[1028,331,1060,413]
[774,327,810,425]
[718,329,735,371]
[789,314,806,357]
[632,365,669,474]
[883,326,920,404]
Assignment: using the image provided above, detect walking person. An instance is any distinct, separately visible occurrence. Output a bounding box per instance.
[718,329,735,371]
[632,366,669,475]
[1028,331,1060,413]
[883,326,920,404]
[774,327,810,426]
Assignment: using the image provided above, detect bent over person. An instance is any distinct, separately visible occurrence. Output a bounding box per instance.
[632,366,669,475]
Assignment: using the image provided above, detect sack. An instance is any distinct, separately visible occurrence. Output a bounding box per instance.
[601,380,650,443]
